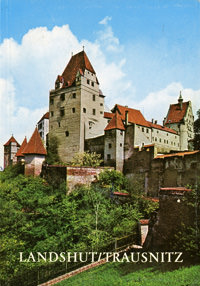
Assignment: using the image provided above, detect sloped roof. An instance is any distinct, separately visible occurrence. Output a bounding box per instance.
[38,112,49,124]
[148,121,177,134]
[105,110,125,131]
[155,150,199,159]
[16,137,27,157]
[60,51,96,88]
[165,101,189,124]
[4,136,20,147]
[22,128,47,155]
[104,112,114,119]
[112,104,149,127]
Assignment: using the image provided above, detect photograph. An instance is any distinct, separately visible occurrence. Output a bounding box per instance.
[0,0,200,285]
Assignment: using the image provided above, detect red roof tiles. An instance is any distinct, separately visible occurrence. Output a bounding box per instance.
[23,128,47,155]
[105,110,125,131]
[38,112,49,123]
[61,51,96,88]
[4,136,20,147]
[165,102,189,124]
[148,121,177,134]
[160,187,192,192]
[113,104,149,127]
[16,137,27,157]
[155,150,199,159]
[104,112,114,119]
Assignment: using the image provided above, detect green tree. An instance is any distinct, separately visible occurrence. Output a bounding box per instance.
[46,135,60,164]
[71,151,103,167]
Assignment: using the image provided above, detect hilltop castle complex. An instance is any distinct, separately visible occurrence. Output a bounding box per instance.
[4,50,199,196]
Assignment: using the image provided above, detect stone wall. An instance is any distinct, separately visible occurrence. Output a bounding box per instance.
[144,187,194,251]
[24,155,45,176]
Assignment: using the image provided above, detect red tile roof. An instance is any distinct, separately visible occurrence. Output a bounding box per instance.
[105,110,125,131]
[155,150,199,159]
[38,112,49,123]
[113,192,130,196]
[16,137,27,157]
[104,112,114,119]
[140,219,149,225]
[160,187,192,192]
[165,101,189,124]
[61,51,96,88]
[23,128,47,155]
[113,104,149,127]
[4,136,20,147]
[148,121,177,134]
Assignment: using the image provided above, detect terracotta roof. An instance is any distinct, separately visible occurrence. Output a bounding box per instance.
[38,112,49,123]
[61,51,96,88]
[4,136,20,147]
[148,121,177,134]
[155,150,199,159]
[16,137,27,157]
[140,219,149,225]
[165,101,189,124]
[113,192,130,196]
[160,187,192,192]
[112,104,149,127]
[104,112,114,119]
[105,110,125,131]
[22,128,47,155]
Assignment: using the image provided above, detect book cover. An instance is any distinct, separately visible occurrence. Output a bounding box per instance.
[0,1,200,285]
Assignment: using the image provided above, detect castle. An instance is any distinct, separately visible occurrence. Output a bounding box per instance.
[4,50,196,193]
[48,50,194,171]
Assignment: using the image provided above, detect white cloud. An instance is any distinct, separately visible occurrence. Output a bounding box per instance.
[99,16,112,25]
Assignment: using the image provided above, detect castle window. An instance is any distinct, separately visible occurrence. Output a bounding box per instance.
[108,119,110,123]
[100,103,103,106]
[164,139,166,143]
[159,138,161,143]
[146,129,149,133]
[157,130,159,134]
[58,122,61,127]
[38,123,42,129]
[60,108,65,116]
[155,137,157,142]
[50,98,54,105]
[65,131,69,137]
[93,94,96,101]
[142,127,144,132]
[120,131,123,135]
[93,109,96,115]
[109,143,112,149]
[83,108,86,113]
[87,79,90,84]
[72,93,76,98]
[100,111,103,114]
[72,108,76,113]
[60,93,65,101]
[107,154,111,160]
[50,111,54,117]
[120,143,122,147]
[167,140,168,144]
[91,82,94,87]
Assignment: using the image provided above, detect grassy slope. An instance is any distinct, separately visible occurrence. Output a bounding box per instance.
[57,263,200,286]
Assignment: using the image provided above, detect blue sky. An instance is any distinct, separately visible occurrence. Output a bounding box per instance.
[1,0,200,167]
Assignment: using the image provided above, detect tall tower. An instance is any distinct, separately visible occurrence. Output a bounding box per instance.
[49,50,106,163]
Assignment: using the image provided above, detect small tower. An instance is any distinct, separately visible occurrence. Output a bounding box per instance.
[164,93,194,151]
[4,135,20,168]
[37,112,49,147]
[16,137,27,163]
[22,128,47,176]
[104,110,125,171]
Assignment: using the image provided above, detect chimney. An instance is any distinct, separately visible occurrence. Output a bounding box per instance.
[151,118,154,123]
[155,120,157,124]
[125,110,129,125]
[178,91,183,110]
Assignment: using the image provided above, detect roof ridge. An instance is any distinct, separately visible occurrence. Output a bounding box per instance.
[23,128,47,155]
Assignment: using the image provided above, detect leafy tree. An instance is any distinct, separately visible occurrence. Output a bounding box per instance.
[46,135,60,164]
[193,109,200,150]
[71,151,103,167]
[97,169,128,192]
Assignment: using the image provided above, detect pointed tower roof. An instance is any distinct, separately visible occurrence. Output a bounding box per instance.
[105,110,125,131]
[4,135,20,147]
[22,128,47,155]
[61,50,96,87]
[16,137,27,157]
